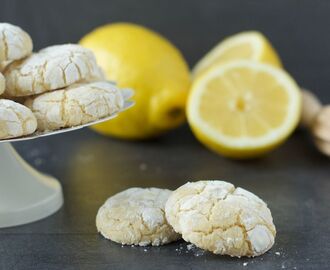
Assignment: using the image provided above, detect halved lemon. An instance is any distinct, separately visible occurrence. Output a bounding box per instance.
[192,31,282,78]
[187,60,301,158]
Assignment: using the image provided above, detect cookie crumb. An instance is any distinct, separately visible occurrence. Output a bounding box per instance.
[243,262,248,266]
[185,243,205,257]
[275,252,281,256]
[187,244,194,250]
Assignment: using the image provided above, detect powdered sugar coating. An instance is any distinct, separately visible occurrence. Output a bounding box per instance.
[165,180,276,257]
[96,187,180,246]
[4,44,103,97]
[0,99,37,139]
[0,23,33,63]
[25,81,124,131]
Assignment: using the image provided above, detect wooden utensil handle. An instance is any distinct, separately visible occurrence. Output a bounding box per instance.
[301,89,322,128]
[301,89,330,157]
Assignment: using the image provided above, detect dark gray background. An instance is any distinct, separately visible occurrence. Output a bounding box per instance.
[1,0,330,269]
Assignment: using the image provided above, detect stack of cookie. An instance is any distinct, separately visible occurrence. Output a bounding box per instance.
[0,22,125,140]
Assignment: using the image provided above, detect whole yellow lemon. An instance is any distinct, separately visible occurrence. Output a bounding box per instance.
[80,23,191,139]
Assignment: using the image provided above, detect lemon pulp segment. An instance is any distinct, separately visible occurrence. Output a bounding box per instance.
[188,61,301,158]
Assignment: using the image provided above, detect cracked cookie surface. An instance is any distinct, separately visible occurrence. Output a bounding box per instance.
[165,180,276,257]
[4,44,104,97]
[0,99,37,139]
[25,81,124,131]
[96,187,181,246]
[0,23,32,64]
[0,72,4,94]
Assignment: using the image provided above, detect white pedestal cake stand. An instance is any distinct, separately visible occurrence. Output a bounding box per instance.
[0,89,133,228]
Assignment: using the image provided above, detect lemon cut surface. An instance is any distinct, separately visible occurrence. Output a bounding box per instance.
[193,31,282,78]
[187,60,301,158]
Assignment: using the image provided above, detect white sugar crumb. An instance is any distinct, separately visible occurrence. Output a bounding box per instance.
[243,262,248,266]
[175,243,205,257]
[275,252,281,256]
[188,244,205,257]
[139,163,147,171]
[175,244,185,253]
[143,248,148,252]
[187,244,194,250]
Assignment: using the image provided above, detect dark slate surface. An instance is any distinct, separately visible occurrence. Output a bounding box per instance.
[1,0,330,269]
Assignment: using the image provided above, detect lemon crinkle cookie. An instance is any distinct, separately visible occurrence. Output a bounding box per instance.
[4,44,104,97]
[165,180,276,257]
[96,187,181,246]
[0,23,33,64]
[0,99,37,139]
[25,81,124,131]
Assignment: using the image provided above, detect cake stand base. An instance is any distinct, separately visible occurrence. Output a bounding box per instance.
[0,143,63,228]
